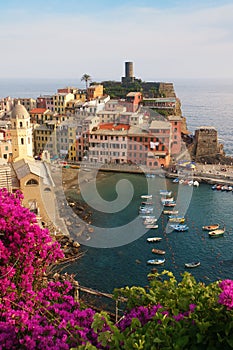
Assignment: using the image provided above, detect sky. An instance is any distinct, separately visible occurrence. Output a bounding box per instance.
[1,0,233,81]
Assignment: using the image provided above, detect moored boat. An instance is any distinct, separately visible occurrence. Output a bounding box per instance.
[168,216,185,223]
[152,248,165,255]
[146,224,158,229]
[208,228,225,238]
[163,201,176,207]
[170,224,189,231]
[159,190,172,196]
[185,261,200,268]
[141,194,153,199]
[147,258,165,265]
[163,210,179,215]
[144,218,157,225]
[147,237,162,242]
[202,224,219,231]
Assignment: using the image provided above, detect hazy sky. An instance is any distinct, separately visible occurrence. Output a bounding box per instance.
[1,0,233,81]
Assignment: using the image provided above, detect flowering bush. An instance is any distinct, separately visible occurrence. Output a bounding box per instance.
[0,188,233,349]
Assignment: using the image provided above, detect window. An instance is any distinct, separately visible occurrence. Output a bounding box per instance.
[19,121,23,128]
[21,138,24,145]
[26,179,39,186]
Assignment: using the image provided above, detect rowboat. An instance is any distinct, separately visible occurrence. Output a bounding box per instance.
[159,190,172,196]
[170,224,189,231]
[152,248,165,255]
[146,225,158,229]
[202,224,219,231]
[208,228,225,238]
[147,258,165,265]
[163,210,179,215]
[168,216,185,223]
[185,261,200,268]
[163,201,176,207]
[161,197,174,204]
[141,194,152,199]
[144,218,157,225]
[147,237,162,242]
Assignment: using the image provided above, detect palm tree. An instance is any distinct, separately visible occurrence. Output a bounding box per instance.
[81,74,92,90]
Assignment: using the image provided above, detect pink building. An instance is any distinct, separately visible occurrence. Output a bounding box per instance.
[167,115,183,155]
[127,120,171,169]
[88,124,130,164]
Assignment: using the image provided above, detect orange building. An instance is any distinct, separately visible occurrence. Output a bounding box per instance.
[87,85,103,100]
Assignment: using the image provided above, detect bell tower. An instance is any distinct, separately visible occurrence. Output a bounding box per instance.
[10,101,33,162]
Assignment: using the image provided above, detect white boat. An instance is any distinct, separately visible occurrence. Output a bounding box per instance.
[159,190,172,196]
[170,224,189,231]
[140,215,155,219]
[163,210,179,215]
[185,261,200,268]
[141,194,152,199]
[144,218,157,224]
[208,228,225,238]
[147,237,162,242]
[139,208,153,214]
[147,258,165,265]
[146,224,158,229]
[161,197,174,203]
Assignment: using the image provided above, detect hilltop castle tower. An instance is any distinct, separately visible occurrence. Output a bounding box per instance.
[122,61,135,84]
[10,101,33,162]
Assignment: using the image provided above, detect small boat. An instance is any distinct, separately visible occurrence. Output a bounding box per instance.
[147,237,162,242]
[140,215,155,219]
[161,197,174,203]
[208,228,225,238]
[168,216,185,223]
[159,190,172,196]
[147,258,165,265]
[163,201,176,207]
[163,210,179,215]
[173,178,179,183]
[152,248,165,255]
[170,224,189,231]
[193,181,199,187]
[185,261,200,268]
[141,201,154,205]
[202,224,219,231]
[146,225,158,229]
[141,194,152,199]
[139,208,153,214]
[211,184,217,190]
[144,218,157,225]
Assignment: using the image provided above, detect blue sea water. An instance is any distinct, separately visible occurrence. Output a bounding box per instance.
[65,172,233,293]
[1,77,233,292]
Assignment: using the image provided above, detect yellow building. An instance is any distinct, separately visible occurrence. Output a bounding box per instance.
[53,93,74,114]
[10,101,33,162]
[87,85,103,100]
[16,98,36,112]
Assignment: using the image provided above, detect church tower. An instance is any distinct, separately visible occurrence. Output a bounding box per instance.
[10,101,33,161]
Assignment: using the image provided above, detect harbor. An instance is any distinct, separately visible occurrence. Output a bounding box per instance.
[63,169,233,293]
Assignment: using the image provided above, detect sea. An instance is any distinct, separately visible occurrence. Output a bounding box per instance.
[1,77,233,292]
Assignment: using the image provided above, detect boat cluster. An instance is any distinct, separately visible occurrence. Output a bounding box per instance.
[202,224,225,238]
[173,178,200,186]
[138,194,165,265]
[211,184,233,191]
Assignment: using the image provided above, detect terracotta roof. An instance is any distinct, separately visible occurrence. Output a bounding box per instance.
[98,123,130,131]
[30,108,47,114]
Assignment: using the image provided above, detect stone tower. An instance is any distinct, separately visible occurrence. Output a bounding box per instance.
[122,61,135,83]
[194,126,224,160]
[10,101,33,162]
